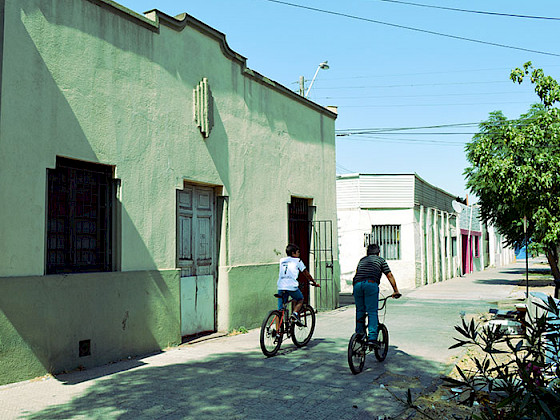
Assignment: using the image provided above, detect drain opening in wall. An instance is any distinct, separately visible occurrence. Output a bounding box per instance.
[79,339,91,357]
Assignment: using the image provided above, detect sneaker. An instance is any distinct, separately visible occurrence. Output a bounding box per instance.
[367,339,380,350]
[290,313,303,327]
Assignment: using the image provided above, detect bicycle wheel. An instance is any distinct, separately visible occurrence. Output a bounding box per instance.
[260,310,283,357]
[348,333,366,374]
[374,323,389,362]
[290,303,316,347]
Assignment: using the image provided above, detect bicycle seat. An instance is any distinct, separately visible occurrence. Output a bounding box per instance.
[274,293,283,298]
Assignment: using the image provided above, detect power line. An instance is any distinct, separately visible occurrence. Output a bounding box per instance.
[338,135,467,146]
[313,80,514,90]
[316,91,531,100]
[336,163,356,173]
[336,119,542,136]
[337,122,479,132]
[344,132,477,135]
[320,65,560,81]
[261,0,560,57]
[376,0,560,21]
[335,101,531,108]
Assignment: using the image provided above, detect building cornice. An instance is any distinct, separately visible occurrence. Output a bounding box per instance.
[86,0,337,120]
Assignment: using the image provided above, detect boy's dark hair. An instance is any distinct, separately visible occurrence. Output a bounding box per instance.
[286,243,300,256]
[367,244,380,255]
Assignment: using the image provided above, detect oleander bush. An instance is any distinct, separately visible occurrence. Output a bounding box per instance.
[445,296,560,419]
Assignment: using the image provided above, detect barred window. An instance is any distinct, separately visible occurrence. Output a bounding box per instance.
[46,157,116,274]
[364,225,401,260]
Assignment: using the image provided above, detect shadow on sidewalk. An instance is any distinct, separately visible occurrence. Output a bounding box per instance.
[23,337,454,419]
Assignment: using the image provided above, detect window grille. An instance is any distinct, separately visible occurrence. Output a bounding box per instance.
[364,225,401,260]
[46,157,115,274]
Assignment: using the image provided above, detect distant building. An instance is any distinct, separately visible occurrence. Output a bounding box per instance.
[337,174,460,292]
[336,173,515,294]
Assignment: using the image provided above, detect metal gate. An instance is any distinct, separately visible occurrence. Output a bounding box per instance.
[311,220,335,310]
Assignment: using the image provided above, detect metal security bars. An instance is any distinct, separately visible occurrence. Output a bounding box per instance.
[364,225,401,260]
[46,157,114,274]
[311,220,335,311]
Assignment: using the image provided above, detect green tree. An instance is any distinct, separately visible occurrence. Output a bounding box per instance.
[464,62,560,298]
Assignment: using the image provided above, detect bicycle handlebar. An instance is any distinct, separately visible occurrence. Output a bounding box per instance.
[378,293,402,310]
[379,293,401,302]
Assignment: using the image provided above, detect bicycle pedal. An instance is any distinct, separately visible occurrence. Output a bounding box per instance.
[367,341,380,350]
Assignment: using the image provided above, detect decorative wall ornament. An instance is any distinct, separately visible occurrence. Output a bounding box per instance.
[193,78,213,138]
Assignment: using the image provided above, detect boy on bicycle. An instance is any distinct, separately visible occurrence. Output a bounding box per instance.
[278,244,319,325]
[353,244,400,347]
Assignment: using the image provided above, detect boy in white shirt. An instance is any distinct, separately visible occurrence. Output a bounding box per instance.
[277,244,319,324]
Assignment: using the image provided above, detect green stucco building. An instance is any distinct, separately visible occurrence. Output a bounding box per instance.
[0,0,339,385]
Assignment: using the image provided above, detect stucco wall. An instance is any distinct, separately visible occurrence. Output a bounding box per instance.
[338,208,415,293]
[0,0,338,384]
[0,0,337,277]
[0,270,180,385]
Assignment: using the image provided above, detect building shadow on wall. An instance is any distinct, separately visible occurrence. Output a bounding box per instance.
[0,10,179,385]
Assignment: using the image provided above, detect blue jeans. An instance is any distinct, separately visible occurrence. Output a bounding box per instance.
[353,281,379,340]
[277,289,304,310]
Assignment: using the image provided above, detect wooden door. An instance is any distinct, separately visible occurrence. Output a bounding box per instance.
[178,185,216,336]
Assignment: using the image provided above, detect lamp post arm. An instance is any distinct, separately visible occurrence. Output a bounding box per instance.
[305,65,321,98]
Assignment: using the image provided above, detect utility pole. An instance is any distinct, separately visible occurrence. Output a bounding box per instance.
[299,76,305,96]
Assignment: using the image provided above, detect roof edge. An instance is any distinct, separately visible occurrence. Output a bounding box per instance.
[86,0,337,120]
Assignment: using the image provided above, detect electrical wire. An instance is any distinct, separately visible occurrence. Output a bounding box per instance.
[316,91,531,100]
[336,119,539,134]
[260,0,560,57]
[312,81,514,90]
[319,65,560,81]
[336,163,356,173]
[376,0,560,21]
[334,101,531,108]
[337,122,479,132]
[337,135,467,146]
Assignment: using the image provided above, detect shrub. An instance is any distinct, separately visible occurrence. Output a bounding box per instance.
[445,296,560,419]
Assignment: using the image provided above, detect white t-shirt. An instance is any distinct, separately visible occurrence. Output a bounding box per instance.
[277,257,306,291]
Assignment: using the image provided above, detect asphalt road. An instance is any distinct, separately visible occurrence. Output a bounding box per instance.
[0,260,540,419]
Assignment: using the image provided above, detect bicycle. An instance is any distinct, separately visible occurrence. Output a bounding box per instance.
[259,292,317,357]
[347,293,401,374]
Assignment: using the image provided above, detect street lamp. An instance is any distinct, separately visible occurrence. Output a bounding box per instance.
[303,61,329,98]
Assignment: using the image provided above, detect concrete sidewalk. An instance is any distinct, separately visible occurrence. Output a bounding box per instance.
[0,259,552,419]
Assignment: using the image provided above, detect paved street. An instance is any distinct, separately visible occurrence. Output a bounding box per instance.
[0,260,549,419]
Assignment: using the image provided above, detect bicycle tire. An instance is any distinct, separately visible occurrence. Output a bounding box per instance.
[374,323,389,362]
[290,303,316,347]
[260,310,283,357]
[348,333,366,374]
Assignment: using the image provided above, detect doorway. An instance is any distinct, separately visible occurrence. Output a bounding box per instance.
[177,184,217,337]
[288,197,312,303]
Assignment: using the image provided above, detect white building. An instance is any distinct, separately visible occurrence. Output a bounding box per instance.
[337,174,515,293]
[337,174,460,293]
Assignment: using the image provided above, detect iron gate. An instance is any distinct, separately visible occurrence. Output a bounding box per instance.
[311,220,335,310]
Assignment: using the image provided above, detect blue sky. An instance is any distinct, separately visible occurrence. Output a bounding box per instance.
[117,0,560,200]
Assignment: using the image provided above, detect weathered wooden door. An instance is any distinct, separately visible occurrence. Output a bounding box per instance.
[177,185,216,336]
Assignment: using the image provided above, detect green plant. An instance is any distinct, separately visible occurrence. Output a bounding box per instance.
[228,326,249,336]
[445,296,560,419]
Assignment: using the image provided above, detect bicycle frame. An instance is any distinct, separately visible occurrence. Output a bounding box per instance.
[348,293,401,373]
[276,293,296,338]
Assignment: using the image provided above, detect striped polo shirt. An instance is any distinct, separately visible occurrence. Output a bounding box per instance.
[353,255,391,285]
